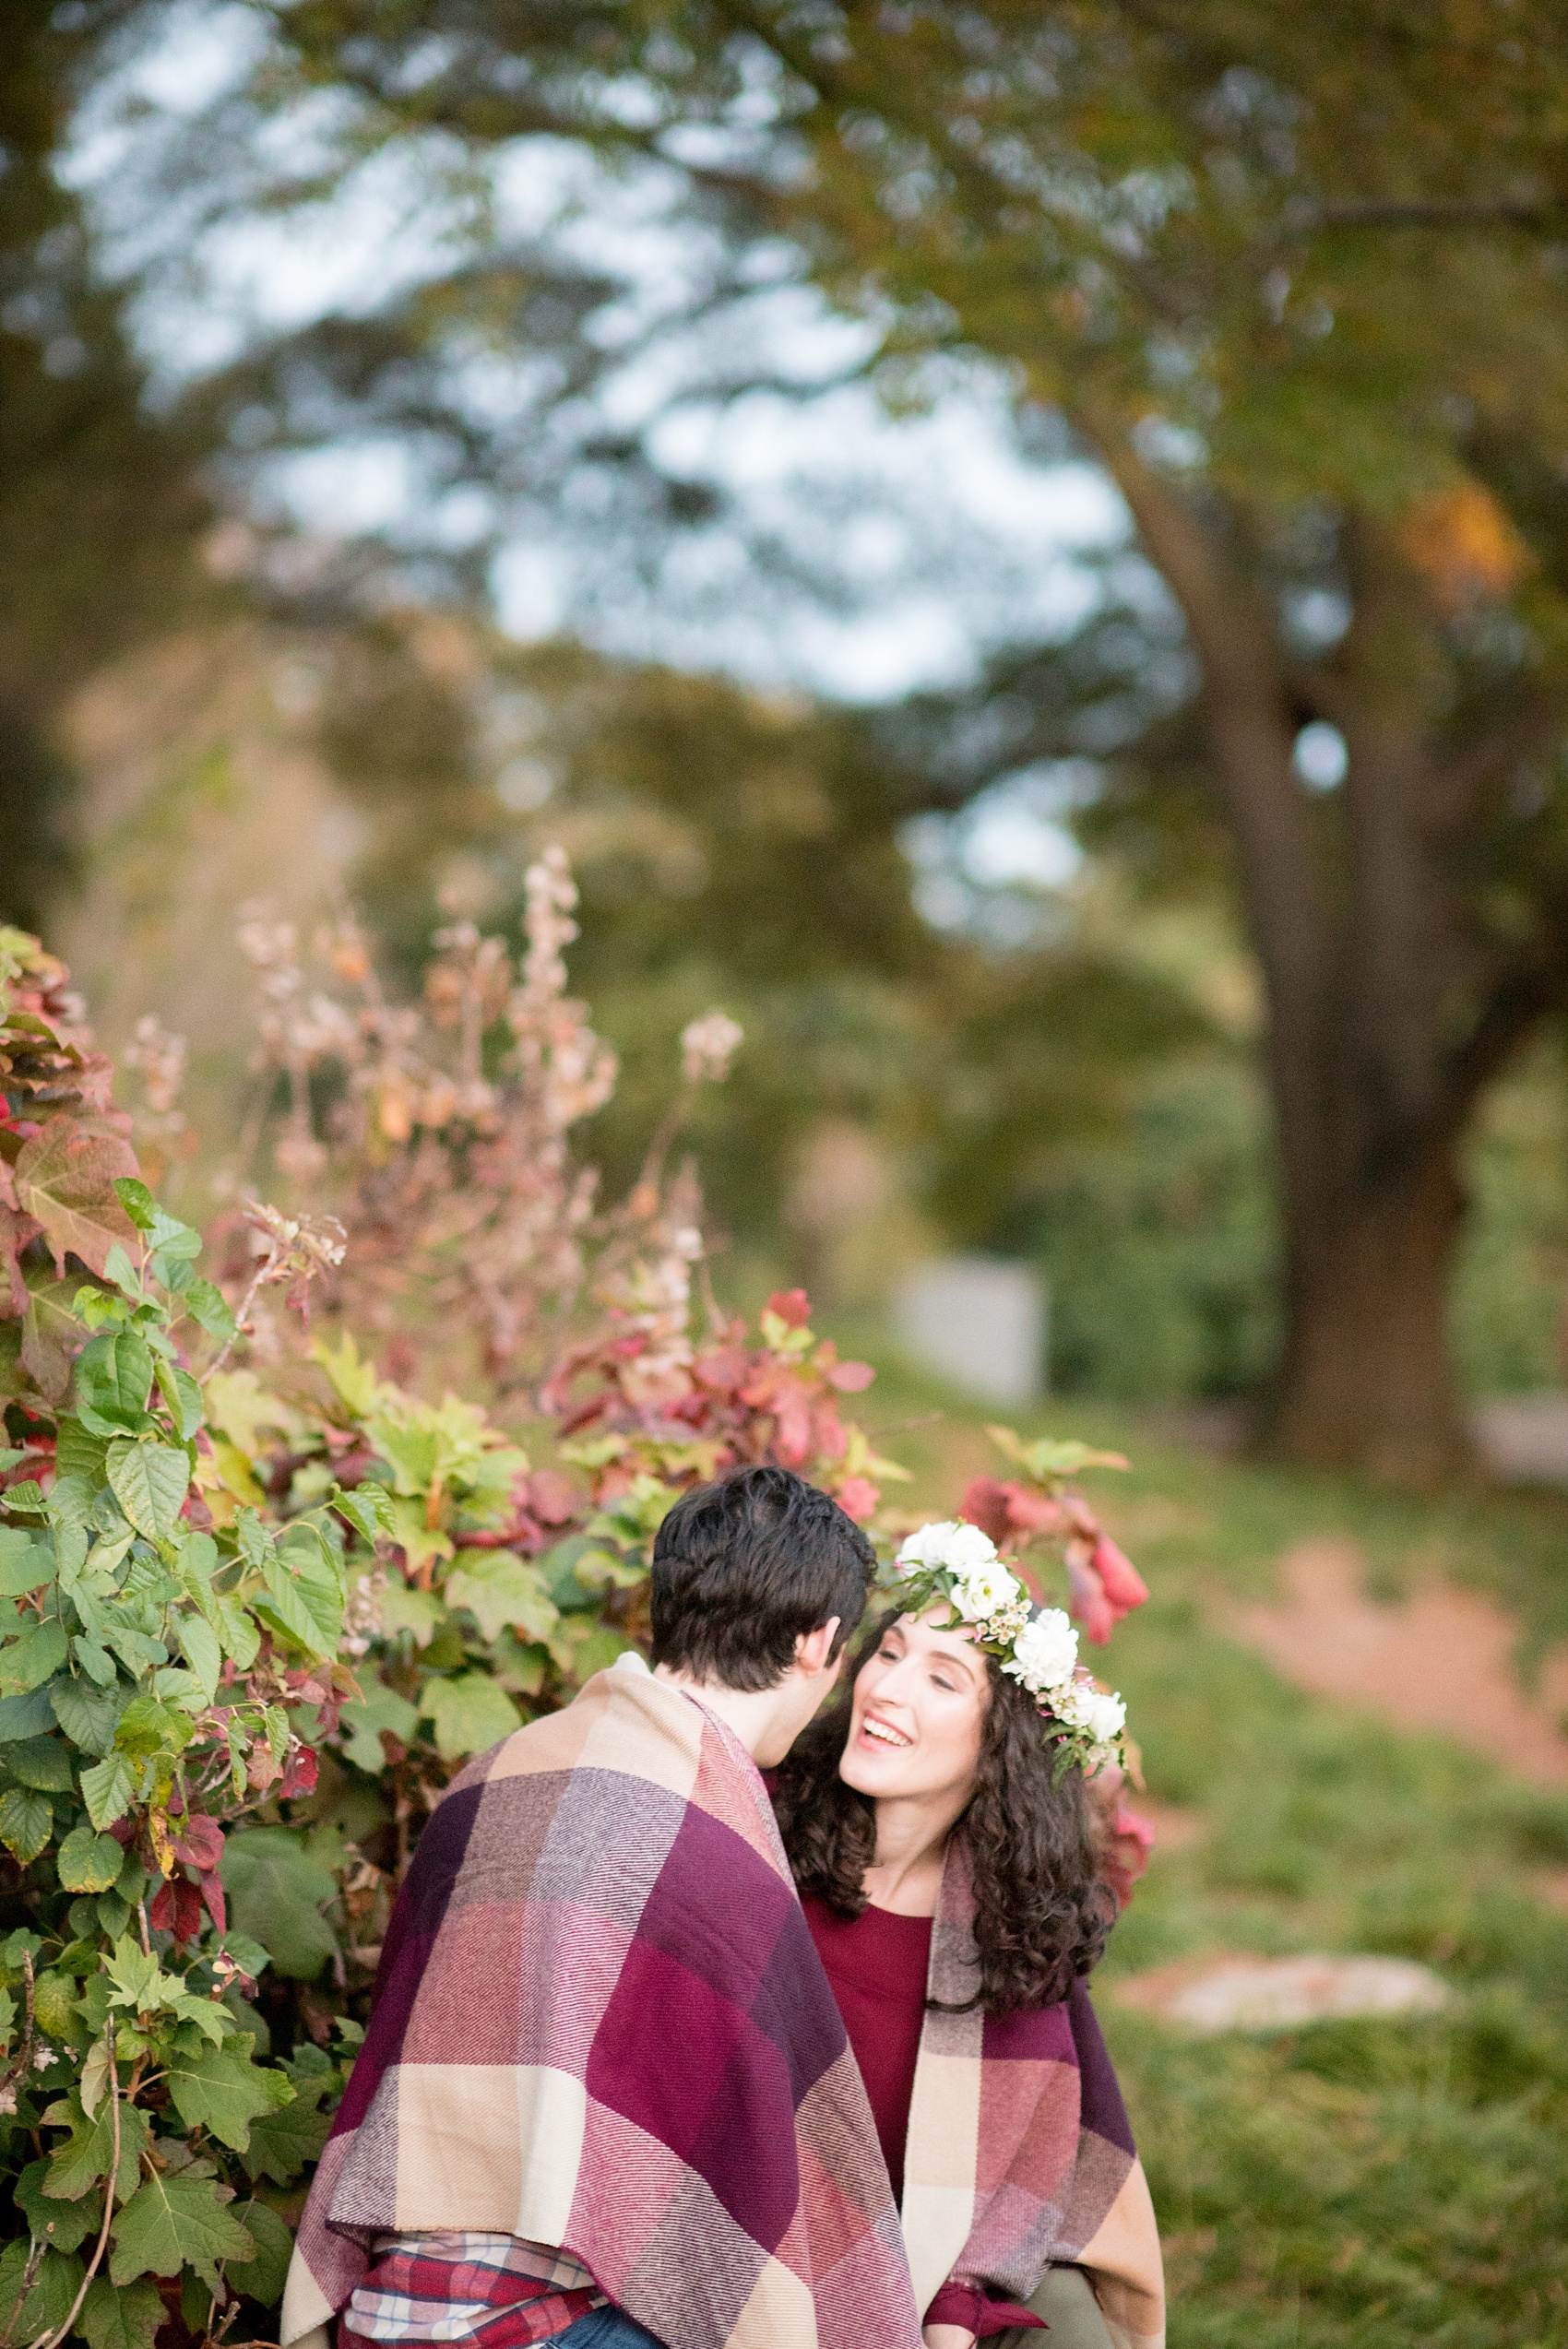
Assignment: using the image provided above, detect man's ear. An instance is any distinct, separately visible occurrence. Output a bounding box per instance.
[794,1618,841,1679]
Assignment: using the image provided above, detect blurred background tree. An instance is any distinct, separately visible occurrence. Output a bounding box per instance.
[11,2,1568,1477]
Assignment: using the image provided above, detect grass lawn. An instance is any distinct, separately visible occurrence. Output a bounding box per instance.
[844,1345,1568,2347]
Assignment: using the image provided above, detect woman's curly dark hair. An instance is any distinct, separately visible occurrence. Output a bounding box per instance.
[771,1608,1115,2014]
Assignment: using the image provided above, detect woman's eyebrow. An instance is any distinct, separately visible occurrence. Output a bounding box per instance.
[924,1642,980,1681]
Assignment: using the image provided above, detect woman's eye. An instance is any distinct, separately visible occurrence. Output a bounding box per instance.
[932,1673,956,1692]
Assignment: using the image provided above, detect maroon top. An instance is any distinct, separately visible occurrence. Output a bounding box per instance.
[802,1895,1044,2338]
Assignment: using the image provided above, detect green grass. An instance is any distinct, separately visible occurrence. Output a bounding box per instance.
[835,1338,1568,2346]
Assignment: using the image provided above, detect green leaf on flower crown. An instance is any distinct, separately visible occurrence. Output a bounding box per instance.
[0,1615,66,1696]
[14,2156,101,2253]
[339,1681,420,1774]
[0,1783,52,1860]
[224,2199,294,2307]
[0,2240,85,2343]
[105,1438,189,1540]
[0,1527,54,1596]
[166,2028,295,2151]
[79,1752,136,1833]
[445,1551,559,1643]
[419,1671,521,1762]
[78,2273,164,2349]
[57,1821,128,1892]
[108,2170,255,2291]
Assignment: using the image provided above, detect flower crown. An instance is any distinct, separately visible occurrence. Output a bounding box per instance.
[882,1519,1128,1778]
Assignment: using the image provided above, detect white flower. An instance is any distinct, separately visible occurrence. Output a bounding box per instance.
[896,1520,1001,1578]
[1083,1689,1126,1746]
[1004,1608,1079,1695]
[953,1559,1025,1619]
[681,1010,744,1084]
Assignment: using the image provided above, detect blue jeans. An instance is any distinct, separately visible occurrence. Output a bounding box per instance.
[555,2310,665,2349]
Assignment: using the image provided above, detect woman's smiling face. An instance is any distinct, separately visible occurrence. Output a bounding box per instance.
[838,1608,991,1807]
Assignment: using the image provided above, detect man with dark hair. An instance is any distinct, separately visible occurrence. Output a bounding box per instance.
[284,1465,921,2349]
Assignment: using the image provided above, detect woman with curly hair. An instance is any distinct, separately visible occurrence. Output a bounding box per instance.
[770,1524,1166,2349]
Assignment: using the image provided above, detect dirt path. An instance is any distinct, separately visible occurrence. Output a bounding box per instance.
[1237,1538,1568,1787]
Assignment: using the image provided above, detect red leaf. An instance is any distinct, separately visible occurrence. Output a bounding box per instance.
[766,1288,811,1328]
[198,1869,227,1938]
[1092,1535,1148,1616]
[149,1873,205,1944]
[279,1744,319,1799]
[526,1469,578,1525]
[960,1477,1013,1543]
[172,1814,225,1873]
[771,1381,814,1465]
[827,1359,874,1393]
[1065,1545,1114,1644]
[836,1476,880,1523]
[1103,1799,1155,1911]
[1002,1483,1065,1536]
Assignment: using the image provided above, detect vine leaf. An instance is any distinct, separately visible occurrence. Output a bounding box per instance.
[78,2272,164,2349]
[57,1823,127,1893]
[165,2030,294,2152]
[13,1116,139,1279]
[108,2170,254,2290]
[79,1753,136,1833]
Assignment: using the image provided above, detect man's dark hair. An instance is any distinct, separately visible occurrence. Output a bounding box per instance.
[649,1465,874,1691]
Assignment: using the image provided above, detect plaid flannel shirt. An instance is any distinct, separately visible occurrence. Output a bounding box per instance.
[343,2232,604,2349]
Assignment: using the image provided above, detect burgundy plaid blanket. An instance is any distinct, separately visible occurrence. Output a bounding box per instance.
[280,1664,922,2349]
[905,1844,1165,2348]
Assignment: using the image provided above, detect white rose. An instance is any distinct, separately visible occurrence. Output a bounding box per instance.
[896,1520,953,1572]
[1050,1676,1097,1729]
[954,1559,1024,1619]
[943,1522,1000,1573]
[1007,1608,1078,1694]
[1083,1690,1126,1746]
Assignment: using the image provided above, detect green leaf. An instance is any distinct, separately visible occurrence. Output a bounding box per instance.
[155,1361,205,1441]
[6,1732,75,1790]
[113,1692,194,1760]
[224,2199,293,2306]
[177,1613,221,1703]
[379,1584,445,1645]
[109,2171,254,2291]
[166,2030,294,2151]
[146,1208,200,1262]
[45,2089,148,2203]
[53,1418,109,1484]
[105,1439,189,1540]
[333,1481,395,1544]
[184,1278,236,1343]
[0,1527,53,1596]
[445,1551,559,1644]
[219,1829,339,1981]
[112,1180,158,1233]
[0,1614,67,1695]
[15,2156,101,2254]
[74,1331,154,1439]
[71,1638,119,1690]
[80,1752,136,1833]
[0,1682,62,1739]
[240,2071,332,2186]
[57,1822,126,1892]
[0,1782,51,1861]
[101,1243,143,1299]
[52,1677,125,1757]
[258,1537,343,1659]
[0,1480,46,1514]
[79,2273,164,2349]
[339,1681,420,1774]
[419,1672,522,1762]
[0,2240,85,2343]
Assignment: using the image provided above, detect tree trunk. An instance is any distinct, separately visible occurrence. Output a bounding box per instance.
[1082,421,1548,1481]
[1269,1125,1471,1483]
